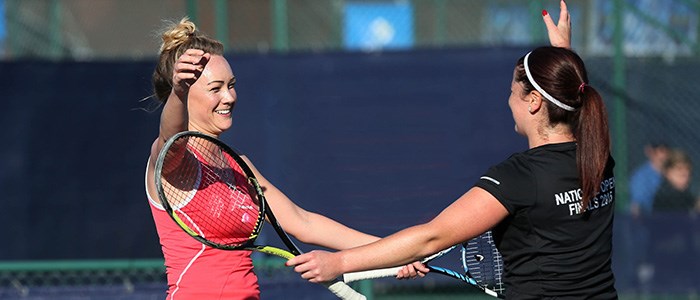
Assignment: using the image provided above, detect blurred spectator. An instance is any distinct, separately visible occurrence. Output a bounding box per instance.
[626,141,668,288]
[629,142,669,218]
[648,148,699,288]
[653,148,698,212]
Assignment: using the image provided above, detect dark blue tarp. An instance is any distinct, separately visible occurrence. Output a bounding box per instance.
[1,48,698,294]
[0,48,526,260]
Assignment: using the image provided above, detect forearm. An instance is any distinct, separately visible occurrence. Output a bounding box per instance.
[298,212,379,250]
[332,188,507,273]
[159,91,188,143]
[336,224,442,273]
[157,49,208,144]
[287,188,509,282]
[249,158,379,249]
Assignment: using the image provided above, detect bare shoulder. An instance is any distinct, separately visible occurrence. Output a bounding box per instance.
[148,138,161,170]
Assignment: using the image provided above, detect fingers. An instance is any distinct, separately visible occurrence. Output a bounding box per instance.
[542,9,557,34]
[558,0,571,36]
[286,251,339,283]
[173,67,201,83]
[179,50,209,68]
[294,264,320,282]
[396,262,429,280]
[174,60,203,74]
[412,261,430,273]
[286,254,319,282]
[542,0,571,49]
[176,50,208,73]
[396,265,415,279]
[171,49,210,94]
[285,253,308,268]
[557,0,572,49]
[559,0,569,25]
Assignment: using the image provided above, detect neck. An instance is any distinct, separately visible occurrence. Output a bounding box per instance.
[527,124,575,149]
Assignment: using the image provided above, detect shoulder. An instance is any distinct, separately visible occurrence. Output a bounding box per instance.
[629,162,658,184]
[486,152,534,179]
[630,162,653,177]
[475,152,537,214]
[481,152,536,191]
[149,138,160,168]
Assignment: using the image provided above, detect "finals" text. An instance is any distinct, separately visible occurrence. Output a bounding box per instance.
[554,177,615,215]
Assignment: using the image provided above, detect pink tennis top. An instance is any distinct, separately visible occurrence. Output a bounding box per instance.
[146,158,260,300]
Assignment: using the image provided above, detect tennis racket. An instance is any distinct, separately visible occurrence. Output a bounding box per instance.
[343,231,505,298]
[154,131,366,300]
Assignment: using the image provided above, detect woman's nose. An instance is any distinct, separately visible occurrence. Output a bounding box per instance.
[223,89,236,103]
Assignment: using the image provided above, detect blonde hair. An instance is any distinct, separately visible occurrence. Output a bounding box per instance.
[160,18,197,52]
[152,18,224,103]
[663,149,692,172]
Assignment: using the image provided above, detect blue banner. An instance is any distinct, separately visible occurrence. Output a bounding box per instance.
[343,2,414,51]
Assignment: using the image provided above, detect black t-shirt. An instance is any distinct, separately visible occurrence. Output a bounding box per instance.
[474,142,617,299]
[653,179,695,212]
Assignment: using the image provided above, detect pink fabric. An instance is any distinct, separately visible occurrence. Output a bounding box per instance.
[147,150,261,299]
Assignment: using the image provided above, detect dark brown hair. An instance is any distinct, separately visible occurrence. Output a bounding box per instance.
[152,18,224,103]
[515,46,611,209]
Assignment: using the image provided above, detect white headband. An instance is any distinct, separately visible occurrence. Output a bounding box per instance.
[523,52,576,112]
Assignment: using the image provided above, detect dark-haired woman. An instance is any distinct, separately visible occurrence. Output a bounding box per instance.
[288,2,618,298]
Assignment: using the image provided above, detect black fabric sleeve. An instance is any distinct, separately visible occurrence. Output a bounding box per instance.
[474,154,536,214]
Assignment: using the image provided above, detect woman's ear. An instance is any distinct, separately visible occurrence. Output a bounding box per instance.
[528,91,543,114]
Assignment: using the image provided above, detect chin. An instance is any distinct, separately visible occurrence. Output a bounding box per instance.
[219,125,233,133]
[513,125,526,136]
[218,120,233,129]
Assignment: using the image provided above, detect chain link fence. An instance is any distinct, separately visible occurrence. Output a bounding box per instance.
[3,1,696,57]
[0,260,166,299]
[0,258,352,299]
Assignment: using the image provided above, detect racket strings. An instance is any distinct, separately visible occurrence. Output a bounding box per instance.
[462,231,505,294]
[162,136,263,248]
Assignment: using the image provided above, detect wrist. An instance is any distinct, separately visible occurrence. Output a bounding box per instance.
[335,251,351,274]
[333,250,356,276]
[170,88,188,103]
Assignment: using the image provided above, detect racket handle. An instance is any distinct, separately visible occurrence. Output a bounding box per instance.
[342,266,401,283]
[341,245,456,283]
[322,280,367,300]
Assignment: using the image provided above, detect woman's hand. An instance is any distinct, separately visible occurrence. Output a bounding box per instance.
[287,250,430,283]
[396,261,430,280]
[543,0,571,49]
[287,250,343,283]
[172,49,210,98]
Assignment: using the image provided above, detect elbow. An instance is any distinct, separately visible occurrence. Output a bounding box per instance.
[415,224,452,258]
[290,230,314,245]
[278,210,317,246]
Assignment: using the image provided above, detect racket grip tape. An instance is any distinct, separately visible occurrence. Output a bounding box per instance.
[342,266,402,283]
[322,280,367,300]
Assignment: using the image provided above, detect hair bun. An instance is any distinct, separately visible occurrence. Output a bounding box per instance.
[160,18,196,52]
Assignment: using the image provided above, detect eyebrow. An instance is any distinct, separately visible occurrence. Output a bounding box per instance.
[207,77,236,86]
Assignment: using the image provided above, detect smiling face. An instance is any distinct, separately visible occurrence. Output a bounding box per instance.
[666,163,691,191]
[187,54,237,136]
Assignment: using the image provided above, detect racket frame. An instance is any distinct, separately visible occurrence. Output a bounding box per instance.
[155,131,365,300]
[342,235,505,299]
